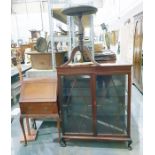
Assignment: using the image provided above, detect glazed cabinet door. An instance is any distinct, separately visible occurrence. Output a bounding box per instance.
[59,75,93,134]
[96,74,128,135]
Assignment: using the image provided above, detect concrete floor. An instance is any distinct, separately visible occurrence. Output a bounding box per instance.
[11,85,143,155]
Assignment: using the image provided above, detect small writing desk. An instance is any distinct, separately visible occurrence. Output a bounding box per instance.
[19,77,60,145]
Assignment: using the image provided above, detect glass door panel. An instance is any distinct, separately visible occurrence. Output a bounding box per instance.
[60,75,93,134]
[96,74,128,135]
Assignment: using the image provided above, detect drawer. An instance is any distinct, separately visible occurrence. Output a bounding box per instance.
[20,102,58,115]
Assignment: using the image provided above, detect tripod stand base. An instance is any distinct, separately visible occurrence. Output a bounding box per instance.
[61,46,100,67]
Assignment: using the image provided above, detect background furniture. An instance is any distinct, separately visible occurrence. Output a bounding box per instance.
[133,12,143,93]
[27,51,67,70]
[19,78,60,145]
[20,44,35,63]
[55,51,67,66]
[26,69,57,78]
[27,52,52,70]
[11,64,31,105]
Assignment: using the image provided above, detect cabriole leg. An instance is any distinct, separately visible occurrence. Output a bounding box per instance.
[60,138,66,147]
[20,115,27,146]
[128,140,132,150]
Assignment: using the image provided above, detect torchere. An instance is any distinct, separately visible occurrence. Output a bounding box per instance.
[61,5,100,66]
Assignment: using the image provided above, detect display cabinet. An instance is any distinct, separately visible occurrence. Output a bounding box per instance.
[57,62,132,149]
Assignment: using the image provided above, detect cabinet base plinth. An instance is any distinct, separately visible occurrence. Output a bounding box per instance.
[61,135,132,149]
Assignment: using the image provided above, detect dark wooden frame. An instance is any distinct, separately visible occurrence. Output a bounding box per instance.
[57,63,132,149]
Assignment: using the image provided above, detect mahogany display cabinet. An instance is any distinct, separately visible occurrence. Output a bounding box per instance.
[57,62,132,149]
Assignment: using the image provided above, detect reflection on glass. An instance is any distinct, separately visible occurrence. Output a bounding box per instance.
[60,75,93,134]
[96,75,128,135]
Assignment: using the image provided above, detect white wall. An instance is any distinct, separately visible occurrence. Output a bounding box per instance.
[94,0,143,28]
[93,0,143,64]
[11,1,49,43]
[11,12,50,43]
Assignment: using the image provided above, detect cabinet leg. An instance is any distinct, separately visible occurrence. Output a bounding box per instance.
[128,140,132,150]
[60,138,66,147]
[57,119,61,143]
[26,117,31,135]
[32,119,37,130]
[20,116,27,146]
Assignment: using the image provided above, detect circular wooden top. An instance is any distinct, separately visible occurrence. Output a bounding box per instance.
[62,5,97,16]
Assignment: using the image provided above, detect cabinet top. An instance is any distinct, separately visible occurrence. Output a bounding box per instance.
[57,56,132,75]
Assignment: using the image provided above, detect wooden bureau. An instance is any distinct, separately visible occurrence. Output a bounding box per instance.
[19,77,60,145]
